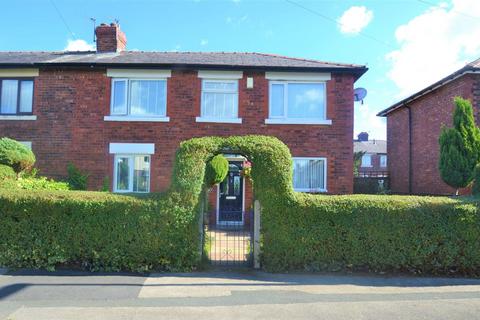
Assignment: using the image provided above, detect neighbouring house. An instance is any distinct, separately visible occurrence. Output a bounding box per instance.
[354,132,387,177]
[377,58,480,195]
[0,23,367,225]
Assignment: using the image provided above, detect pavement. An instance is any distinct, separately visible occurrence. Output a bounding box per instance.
[0,268,480,319]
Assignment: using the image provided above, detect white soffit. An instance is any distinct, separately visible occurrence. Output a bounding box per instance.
[265,72,331,81]
[0,68,39,77]
[106,69,172,78]
[109,143,155,154]
[198,70,243,79]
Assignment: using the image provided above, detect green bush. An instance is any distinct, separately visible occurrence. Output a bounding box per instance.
[204,154,228,187]
[67,163,89,190]
[15,177,70,191]
[0,164,15,180]
[0,137,35,174]
[0,189,198,272]
[262,194,480,275]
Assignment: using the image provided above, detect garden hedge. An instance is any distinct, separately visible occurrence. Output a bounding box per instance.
[1,135,479,275]
[0,190,198,272]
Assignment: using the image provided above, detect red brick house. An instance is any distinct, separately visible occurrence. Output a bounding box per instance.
[378,59,480,195]
[0,23,366,224]
[354,132,387,177]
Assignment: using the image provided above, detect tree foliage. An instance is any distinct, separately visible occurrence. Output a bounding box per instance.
[439,97,480,191]
[204,154,228,187]
[0,137,36,174]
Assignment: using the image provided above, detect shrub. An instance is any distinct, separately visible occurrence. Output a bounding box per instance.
[439,97,480,193]
[67,163,89,190]
[204,154,228,187]
[16,177,71,191]
[0,189,199,272]
[0,137,35,174]
[0,164,15,181]
[473,164,480,196]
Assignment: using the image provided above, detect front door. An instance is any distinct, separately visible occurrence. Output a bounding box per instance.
[218,161,243,224]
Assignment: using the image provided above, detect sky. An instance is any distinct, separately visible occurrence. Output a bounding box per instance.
[2,0,480,140]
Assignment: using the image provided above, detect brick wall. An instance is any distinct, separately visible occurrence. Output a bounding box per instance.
[0,67,356,195]
[386,73,478,195]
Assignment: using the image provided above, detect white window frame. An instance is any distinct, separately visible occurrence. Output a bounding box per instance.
[113,154,151,193]
[380,154,387,167]
[196,79,241,123]
[292,157,327,193]
[361,154,372,167]
[105,78,169,122]
[266,81,331,125]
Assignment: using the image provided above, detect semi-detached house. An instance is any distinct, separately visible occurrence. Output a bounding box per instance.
[0,23,367,225]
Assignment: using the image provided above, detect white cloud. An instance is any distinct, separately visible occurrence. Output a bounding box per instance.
[200,39,208,46]
[386,0,480,97]
[338,6,373,35]
[64,39,95,52]
[354,102,386,140]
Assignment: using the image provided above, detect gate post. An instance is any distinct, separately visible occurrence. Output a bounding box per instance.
[253,200,261,269]
[198,190,206,260]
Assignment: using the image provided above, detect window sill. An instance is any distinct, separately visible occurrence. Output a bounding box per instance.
[195,117,242,124]
[104,116,170,122]
[265,118,332,125]
[0,115,37,121]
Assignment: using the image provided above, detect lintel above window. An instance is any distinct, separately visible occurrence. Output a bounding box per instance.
[265,72,331,81]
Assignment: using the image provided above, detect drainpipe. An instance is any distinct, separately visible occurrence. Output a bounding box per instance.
[406,105,413,194]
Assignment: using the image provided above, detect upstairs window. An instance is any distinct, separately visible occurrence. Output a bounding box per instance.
[380,155,387,167]
[110,79,167,117]
[361,154,372,167]
[268,82,327,123]
[293,157,327,192]
[0,79,34,115]
[200,80,239,121]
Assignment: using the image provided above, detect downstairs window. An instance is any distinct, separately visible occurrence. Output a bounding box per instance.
[292,157,327,192]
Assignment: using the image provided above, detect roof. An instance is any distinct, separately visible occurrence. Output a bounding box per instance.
[354,140,387,154]
[0,51,367,77]
[377,58,480,117]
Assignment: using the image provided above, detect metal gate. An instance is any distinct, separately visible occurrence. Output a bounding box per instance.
[203,210,253,267]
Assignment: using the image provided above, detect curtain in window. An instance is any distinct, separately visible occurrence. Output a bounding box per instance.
[19,81,33,113]
[287,83,325,119]
[133,155,150,192]
[130,80,166,116]
[202,81,238,118]
[1,80,18,114]
[293,159,325,191]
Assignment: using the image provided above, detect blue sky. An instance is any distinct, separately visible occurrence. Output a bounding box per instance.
[2,0,480,139]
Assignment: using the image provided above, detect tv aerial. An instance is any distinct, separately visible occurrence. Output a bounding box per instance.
[354,88,367,105]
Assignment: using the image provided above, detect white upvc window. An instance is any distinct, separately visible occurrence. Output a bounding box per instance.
[197,79,240,123]
[108,78,168,120]
[380,154,387,167]
[292,157,327,193]
[114,154,151,193]
[361,154,372,167]
[267,81,330,125]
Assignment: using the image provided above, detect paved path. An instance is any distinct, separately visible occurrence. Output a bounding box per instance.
[1,269,480,319]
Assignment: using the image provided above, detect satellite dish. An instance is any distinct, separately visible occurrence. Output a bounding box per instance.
[354,88,367,105]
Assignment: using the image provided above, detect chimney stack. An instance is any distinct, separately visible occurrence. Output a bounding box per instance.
[95,22,127,53]
[358,132,369,142]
